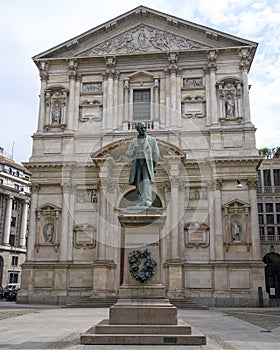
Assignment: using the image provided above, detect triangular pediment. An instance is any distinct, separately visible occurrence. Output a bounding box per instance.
[222,199,250,209]
[34,5,257,60]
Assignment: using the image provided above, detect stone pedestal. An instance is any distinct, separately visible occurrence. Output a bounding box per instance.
[80,209,206,345]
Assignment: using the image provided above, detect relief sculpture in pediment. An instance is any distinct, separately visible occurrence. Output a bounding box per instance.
[79,25,208,56]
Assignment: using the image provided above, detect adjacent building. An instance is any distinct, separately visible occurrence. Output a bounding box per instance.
[19,6,266,306]
[257,156,280,300]
[0,147,31,287]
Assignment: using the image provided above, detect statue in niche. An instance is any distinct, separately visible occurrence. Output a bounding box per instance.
[231,221,241,241]
[225,95,235,118]
[126,122,159,207]
[51,102,61,123]
[43,222,54,243]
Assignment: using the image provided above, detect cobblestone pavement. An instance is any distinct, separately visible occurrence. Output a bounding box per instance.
[218,308,280,331]
[0,302,280,350]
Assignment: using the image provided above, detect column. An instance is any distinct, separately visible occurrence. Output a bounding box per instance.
[102,76,108,130]
[27,184,40,261]
[170,177,180,261]
[19,200,29,247]
[153,77,159,121]
[123,79,129,123]
[113,73,119,130]
[106,73,114,130]
[240,51,251,125]
[248,179,261,260]
[3,195,13,245]
[96,178,107,262]
[165,72,170,128]
[73,76,81,130]
[214,179,224,260]
[170,69,177,127]
[208,183,215,260]
[207,50,218,125]
[176,72,182,127]
[67,186,75,261]
[204,69,211,126]
[60,182,71,261]
[37,62,48,132]
[67,59,78,131]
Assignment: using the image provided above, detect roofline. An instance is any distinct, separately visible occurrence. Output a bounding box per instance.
[33,5,258,62]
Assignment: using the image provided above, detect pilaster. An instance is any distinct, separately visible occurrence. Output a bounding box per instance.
[239,48,252,125]
[27,184,40,261]
[207,50,218,125]
[37,61,48,132]
[214,179,224,260]
[247,177,261,260]
[68,59,78,131]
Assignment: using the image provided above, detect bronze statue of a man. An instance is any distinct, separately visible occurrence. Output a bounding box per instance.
[126,122,159,207]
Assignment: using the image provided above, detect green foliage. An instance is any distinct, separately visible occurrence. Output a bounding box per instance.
[258,146,280,159]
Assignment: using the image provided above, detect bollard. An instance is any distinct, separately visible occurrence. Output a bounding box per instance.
[258,286,264,308]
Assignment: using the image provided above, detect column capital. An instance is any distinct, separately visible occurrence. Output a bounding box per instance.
[207,49,218,70]
[61,182,75,193]
[247,178,257,190]
[68,59,78,79]
[239,48,251,72]
[31,183,41,193]
[39,61,49,81]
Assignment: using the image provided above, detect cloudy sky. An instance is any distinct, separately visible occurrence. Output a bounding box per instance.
[0,0,279,163]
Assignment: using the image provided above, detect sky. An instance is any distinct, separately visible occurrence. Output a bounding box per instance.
[0,0,279,163]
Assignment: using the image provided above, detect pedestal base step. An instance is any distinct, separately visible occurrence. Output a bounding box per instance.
[80,319,206,346]
[95,319,191,334]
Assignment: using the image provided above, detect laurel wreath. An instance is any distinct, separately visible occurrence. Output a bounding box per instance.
[128,249,157,283]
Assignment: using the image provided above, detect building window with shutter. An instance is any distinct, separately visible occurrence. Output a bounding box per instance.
[133,89,151,121]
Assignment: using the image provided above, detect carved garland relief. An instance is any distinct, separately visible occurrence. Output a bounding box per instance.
[79,25,208,56]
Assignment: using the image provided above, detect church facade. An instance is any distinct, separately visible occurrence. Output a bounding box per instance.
[19,6,266,306]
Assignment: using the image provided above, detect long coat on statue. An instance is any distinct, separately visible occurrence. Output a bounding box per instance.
[126,135,159,185]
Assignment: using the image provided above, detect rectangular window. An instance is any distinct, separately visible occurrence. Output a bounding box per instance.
[267,227,275,236]
[14,184,19,190]
[276,203,280,212]
[133,89,150,121]
[12,200,17,210]
[9,273,18,284]
[9,235,15,246]
[257,170,262,187]
[258,214,264,224]
[258,203,263,212]
[277,214,280,224]
[266,203,273,212]
[266,214,274,224]
[274,169,280,186]
[11,216,16,227]
[263,170,271,186]
[12,256,18,266]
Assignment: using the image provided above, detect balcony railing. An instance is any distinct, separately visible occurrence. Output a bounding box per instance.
[260,235,280,242]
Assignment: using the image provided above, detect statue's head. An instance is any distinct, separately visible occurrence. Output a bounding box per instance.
[135,122,146,136]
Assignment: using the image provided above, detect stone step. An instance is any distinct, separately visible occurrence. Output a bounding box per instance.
[81,324,206,346]
[65,297,208,309]
[64,297,118,308]
[169,298,209,310]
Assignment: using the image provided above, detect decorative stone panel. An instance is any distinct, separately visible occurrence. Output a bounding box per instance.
[184,222,209,248]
